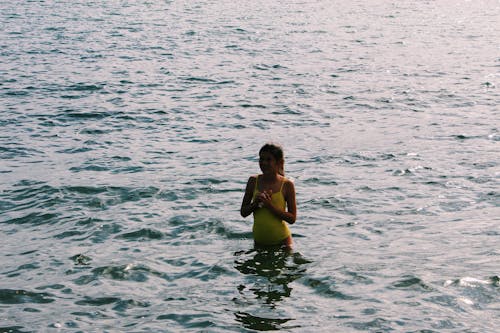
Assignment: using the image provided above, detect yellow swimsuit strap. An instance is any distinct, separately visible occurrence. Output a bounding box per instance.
[253,175,286,198]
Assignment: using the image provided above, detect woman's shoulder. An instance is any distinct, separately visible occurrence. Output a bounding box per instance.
[247,174,260,185]
[281,176,295,190]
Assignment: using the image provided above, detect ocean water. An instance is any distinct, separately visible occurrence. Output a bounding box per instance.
[1,0,499,332]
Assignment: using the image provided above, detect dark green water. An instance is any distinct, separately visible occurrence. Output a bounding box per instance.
[1,0,499,332]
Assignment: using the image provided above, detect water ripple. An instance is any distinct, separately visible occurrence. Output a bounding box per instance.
[0,289,55,305]
[1,0,499,331]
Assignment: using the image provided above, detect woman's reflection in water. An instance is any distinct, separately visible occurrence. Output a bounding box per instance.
[233,244,311,331]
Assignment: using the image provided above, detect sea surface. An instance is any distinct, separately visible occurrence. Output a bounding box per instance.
[1,0,499,332]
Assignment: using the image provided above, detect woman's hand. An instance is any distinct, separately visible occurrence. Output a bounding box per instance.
[257,190,273,208]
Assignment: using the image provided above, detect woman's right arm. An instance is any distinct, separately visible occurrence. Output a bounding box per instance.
[240,176,258,217]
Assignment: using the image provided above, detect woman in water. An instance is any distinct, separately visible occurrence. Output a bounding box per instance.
[240,143,297,248]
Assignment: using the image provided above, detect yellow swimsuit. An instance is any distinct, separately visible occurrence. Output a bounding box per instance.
[252,175,291,245]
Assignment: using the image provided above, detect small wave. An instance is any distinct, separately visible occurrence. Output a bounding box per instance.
[4,262,40,278]
[182,76,216,83]
[239,103,267,109]
[74,263,154,284]
[80,222,123,244]
[1,325,31,332]
[157,190,179,201]
[341,152,397,165]
[469,161,497,170]
[1,181,62,214]
[438,200,472,213]
[304,196,367,215]
[64,186,108,195]
[271,107,303,115]
[190,178,227,185]
[390,166,430,176]
[53,229,88,240]
[69,164,110,172]
[478,190,499,203]
[390,276,434,292]
[346,317,393,332]
[441,276,500,309]
[63,185,161,208]
[302,177,338,185]
[56,146,94,154]
[75,296,150,311]
[444,276,500,288]
[66,83,105,92]
[56,109,113,121]
[156,313,215,330]
[117,228,165,241]
[0,145,44,159]
[167,216,235,239]
[453,134,482,141]
[78,127,115,135]
[112,298,151,312]
[0,289,54,304]
[234,311,296,331]
[75,296,121,306]
[189,263,236,282]
[253,63,287,71]
[300,277,357,300]
[3,90,30,96]
[60,94,85,99]
[487,132,499,141]
[3,212,59,226]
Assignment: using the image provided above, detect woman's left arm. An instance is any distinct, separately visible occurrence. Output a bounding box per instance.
[283,180,297,224]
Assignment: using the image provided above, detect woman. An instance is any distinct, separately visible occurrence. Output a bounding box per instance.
[240,143,297,248]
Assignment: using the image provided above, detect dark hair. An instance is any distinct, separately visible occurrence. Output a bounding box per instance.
[259,143,285,176]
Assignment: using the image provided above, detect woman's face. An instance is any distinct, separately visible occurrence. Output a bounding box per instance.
[259,151,280,174]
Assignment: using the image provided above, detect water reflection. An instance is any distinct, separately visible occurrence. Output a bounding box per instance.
[234,311,295,332]
[233,246,311,331]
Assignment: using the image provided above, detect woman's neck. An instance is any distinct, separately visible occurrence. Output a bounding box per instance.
[261,172,279,182]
